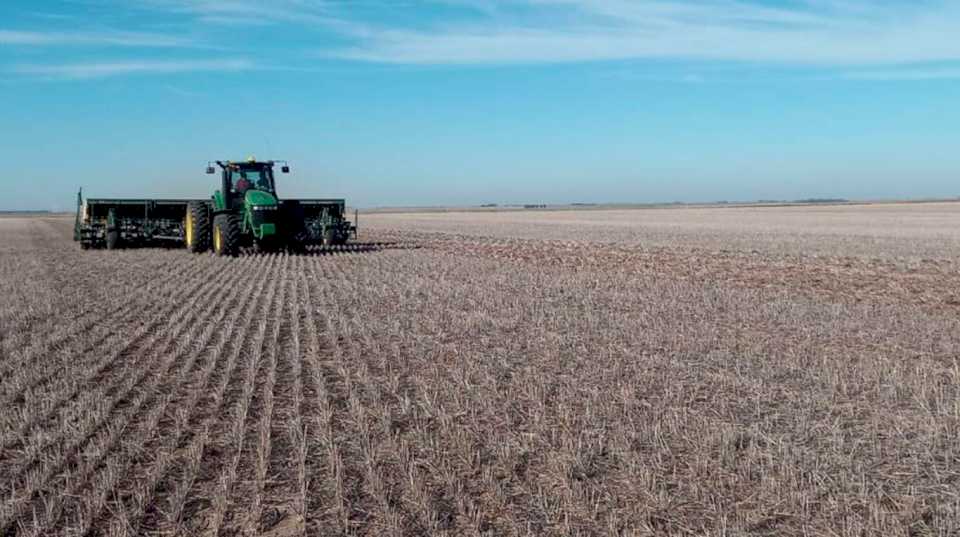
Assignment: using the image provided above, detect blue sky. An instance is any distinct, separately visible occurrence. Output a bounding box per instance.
[2,0,959,210]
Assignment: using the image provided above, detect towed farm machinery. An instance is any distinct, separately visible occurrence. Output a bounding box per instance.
[75,159,356,255]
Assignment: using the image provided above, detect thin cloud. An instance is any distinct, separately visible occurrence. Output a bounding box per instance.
[10,59,254,80]
[842,67,960,81]
[320,1,960,65]
[0,29,194,47]
[135,0,340,27]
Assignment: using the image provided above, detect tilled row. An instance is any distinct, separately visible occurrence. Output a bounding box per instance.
[2,253,259,534]
[381,230,960,314]
[3,221,958,535]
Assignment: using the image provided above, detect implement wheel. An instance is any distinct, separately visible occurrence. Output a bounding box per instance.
[213,214,240,257]
[185,202,211,253]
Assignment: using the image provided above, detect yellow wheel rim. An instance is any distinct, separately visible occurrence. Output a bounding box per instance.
[214,225,222,253]
[185,212,194,248]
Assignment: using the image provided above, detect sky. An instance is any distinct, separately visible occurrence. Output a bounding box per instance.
[1,0,959,210]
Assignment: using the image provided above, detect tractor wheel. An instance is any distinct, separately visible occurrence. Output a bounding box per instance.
[185,202,211,253]
[213,214,240,257]
[106,229,120,250]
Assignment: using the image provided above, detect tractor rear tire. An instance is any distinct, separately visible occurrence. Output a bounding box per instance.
[186,202,211,253]
[106,229,120,250]
[213,214,241,257]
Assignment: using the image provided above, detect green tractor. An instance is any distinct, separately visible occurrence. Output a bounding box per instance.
[76,159,356,255]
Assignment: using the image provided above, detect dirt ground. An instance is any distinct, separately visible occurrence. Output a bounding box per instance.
[361,201,960,258]
[1,207,958,536]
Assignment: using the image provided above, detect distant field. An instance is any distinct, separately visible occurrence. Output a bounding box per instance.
[0,212,53,218]
[363,201,960,258]
[1,207,958,536]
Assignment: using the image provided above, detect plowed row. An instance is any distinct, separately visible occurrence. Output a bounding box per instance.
[1,216,958,536]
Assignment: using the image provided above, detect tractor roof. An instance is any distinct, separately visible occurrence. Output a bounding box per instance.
[217,159,274,169]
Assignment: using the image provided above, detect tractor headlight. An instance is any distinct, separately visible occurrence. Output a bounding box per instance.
[252,206,278,211]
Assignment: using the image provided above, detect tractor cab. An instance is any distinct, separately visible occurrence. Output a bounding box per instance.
[207,158,288,211]
[230,165,274,195]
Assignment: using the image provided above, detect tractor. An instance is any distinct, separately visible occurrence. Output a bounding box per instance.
[75,159,355,255]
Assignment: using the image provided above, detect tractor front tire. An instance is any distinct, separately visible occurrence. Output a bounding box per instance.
[213,214,241,257]
[186,202,211,253]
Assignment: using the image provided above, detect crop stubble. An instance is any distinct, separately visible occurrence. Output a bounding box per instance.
[0,208,958,536]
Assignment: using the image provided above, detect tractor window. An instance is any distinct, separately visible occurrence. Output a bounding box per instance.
[230,169,273,193]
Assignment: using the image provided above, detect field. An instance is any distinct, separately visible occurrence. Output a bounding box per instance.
[1,204,959,536]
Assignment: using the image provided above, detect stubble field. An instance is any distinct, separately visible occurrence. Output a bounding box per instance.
[1,203,959,536]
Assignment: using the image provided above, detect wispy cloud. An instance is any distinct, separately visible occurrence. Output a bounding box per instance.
[319,0,960,65]
[13,0,960,80]
[0,29,193,47]
[135,0,340,27]
[842,66,960,81]
[10,59,254,80]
